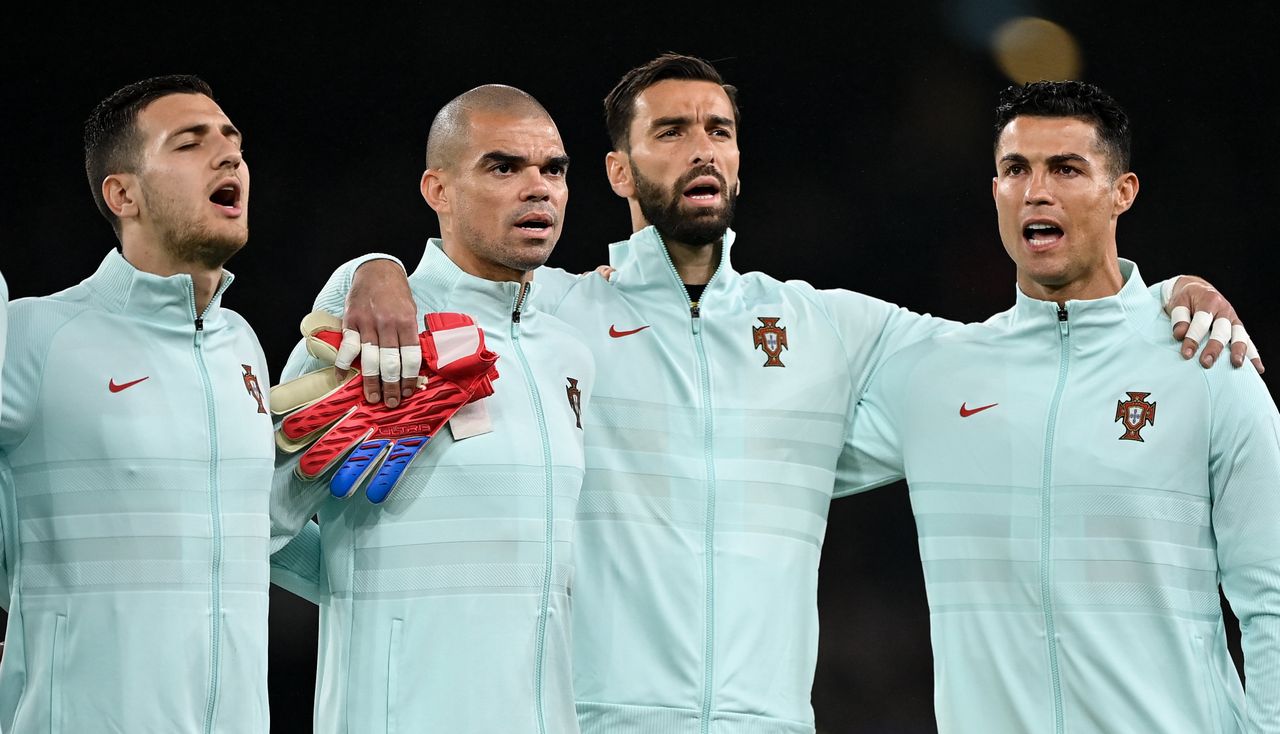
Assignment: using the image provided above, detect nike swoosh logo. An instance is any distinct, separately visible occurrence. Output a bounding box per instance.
[609,324,651,338]
[108,377,150,393]
[959,402,998,417]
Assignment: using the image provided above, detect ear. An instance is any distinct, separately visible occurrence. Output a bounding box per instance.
[420,169,447,213]
[103,173,140,220]
[605,151,634,199]
[734,178,741,196]
[1112,172,1139,216]
[991,176,1000,205]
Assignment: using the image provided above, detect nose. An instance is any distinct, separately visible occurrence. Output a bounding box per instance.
[689,130,716,167]
[521,167,552,201]
[214,136,242,170]
[1025,169,1054,205]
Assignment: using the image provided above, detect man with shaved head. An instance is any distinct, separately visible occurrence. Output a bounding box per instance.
[269,84,595,733]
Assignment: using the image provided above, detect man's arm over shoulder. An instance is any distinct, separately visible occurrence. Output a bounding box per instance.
[1206,366,1280,729]
[799,284,960,395]
[834,348,914,498]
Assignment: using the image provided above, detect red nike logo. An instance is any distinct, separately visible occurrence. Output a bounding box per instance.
[959,402,998,417]
[609,324,651,338]
[108,377,150,393]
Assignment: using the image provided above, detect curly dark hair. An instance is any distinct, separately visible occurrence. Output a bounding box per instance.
[994,80,1131,177]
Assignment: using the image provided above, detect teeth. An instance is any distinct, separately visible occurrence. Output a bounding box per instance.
[1027,223,1054,230]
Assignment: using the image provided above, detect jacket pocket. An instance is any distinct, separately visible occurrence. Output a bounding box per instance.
[50,614,65,734]
[386,619,403,734]
[1195,633,1244,733]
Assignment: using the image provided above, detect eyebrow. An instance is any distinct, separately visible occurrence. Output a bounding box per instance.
[480,151,571,169]
[998,152,1090,166]
[167,123,242,144]
[649,114,736,130]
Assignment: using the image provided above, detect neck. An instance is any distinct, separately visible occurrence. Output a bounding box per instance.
[440,237,533,285]
[655,229,722,285]
[121,238,224,315]
[1019,260,1125,306]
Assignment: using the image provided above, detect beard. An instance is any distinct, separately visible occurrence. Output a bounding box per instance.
[143,179,247,270]
[631,162,736,247]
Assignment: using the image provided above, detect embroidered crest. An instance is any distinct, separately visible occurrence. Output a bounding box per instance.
[1114,391,1156,441]
[566,377,582,429]
[242,364,267,414]
[752,317,789,367]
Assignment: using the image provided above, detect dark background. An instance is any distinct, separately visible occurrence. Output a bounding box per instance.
[4,3,1277,732]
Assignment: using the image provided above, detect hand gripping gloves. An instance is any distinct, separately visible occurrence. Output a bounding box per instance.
[271,310,499,503]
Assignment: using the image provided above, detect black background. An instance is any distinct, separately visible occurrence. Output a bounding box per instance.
[4,3,1277,732]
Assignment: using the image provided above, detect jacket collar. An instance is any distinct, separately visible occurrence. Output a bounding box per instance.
[409,239,535,325]
[86,248,234,326]
[1010,259,1161,335]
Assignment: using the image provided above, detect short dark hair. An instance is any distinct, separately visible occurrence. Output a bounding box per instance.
[994,80,1131,177]
[604,53,740,153]
[83,74,214,235]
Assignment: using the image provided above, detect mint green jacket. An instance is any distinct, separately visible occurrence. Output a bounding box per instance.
[0,251,275,733]
[546,227,954,734]
[849,261,1280,733]
[270,241,595,734]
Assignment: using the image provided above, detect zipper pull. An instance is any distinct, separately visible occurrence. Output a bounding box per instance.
[195,317,204,332]
[1057,304,1068,335]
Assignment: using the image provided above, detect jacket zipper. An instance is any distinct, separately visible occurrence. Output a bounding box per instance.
[1042,303,1070,734]
[188,279,230,734]
[656,232,724,733]
[512,282,553,734]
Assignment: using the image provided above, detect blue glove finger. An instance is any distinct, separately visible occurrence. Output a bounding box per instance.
[331,439,392,499]
[365,437,430,504]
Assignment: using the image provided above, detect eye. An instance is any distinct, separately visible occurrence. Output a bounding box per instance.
[1055,165,1079,176]
[177,141,199,150]
[657,129,680,139]
[1004,163,1026,176]
[492,162,513,174]
[711,128,733,138]
[545,164,566,177]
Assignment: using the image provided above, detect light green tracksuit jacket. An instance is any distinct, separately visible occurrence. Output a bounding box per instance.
[545,227,955,734]
[270,240,595,733]
[848,261,1280,733]
[0,251,275,733]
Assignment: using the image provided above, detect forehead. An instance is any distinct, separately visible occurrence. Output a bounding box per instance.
[462,110,564,159]
[996,115,1103,159]
[135,93,232,139]
[632,79,735,125]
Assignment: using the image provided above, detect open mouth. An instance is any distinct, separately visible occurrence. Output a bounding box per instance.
[1023,221,1063,246]
[210,181,242,210]
[683,177,722,202]
[514,212,553,233]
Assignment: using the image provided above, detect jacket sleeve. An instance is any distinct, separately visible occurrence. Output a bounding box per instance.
[1206,365,1280,731]
[834,349,912,497]
[270,519,325,605]
[803,286,952,496]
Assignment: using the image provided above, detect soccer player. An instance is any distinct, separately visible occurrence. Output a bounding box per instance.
[342,55,1261,733]
[848,80,1280,732]
[269,85,595,733]
[0,76,274,731]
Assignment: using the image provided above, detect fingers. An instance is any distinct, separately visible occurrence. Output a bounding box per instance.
[1230,324,1265,373]
[361,343,382,404]
[1170,306,1191,340]
[333,328,361,381]
[1180,310,1214,360]
[397,320,421,400]
[1197,317,1232,368]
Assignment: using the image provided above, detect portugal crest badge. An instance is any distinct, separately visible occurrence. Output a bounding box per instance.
[1114,391,1156,441]
[242,364,267,414]
[566,377,583,429]
[752,317,788,367]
